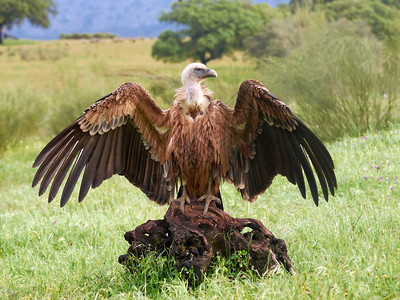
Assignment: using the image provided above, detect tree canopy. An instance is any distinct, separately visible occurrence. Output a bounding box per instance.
[152,0,270,64]
[0,0,57,44]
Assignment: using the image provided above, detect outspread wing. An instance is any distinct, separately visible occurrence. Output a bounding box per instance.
[227,79,337,205]
[32,82,174,206]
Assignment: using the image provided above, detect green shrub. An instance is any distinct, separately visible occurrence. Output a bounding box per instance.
[59,32,118,40]
[19,45,68,61]
[0,83,45,152]
[257,18,400,141]
[147,74,180,108]
[0,60,113,153]
[43,63,110,135]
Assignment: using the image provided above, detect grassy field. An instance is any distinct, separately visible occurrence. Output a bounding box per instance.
[1,39,399,299]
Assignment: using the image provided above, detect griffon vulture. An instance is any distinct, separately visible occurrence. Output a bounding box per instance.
[32,63,336,215]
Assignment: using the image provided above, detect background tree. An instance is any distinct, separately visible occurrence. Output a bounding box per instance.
[0,0,57,44]
[152,0,270,64]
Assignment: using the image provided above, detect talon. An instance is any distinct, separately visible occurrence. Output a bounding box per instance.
[170,185,191,214]
[170,196,191,214]
[199,194,221,216]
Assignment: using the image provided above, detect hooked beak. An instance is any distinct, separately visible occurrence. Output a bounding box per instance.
[203,68,218,79]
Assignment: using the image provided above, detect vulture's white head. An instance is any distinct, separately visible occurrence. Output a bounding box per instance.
[180,63,218,110]
[181,63,217,86]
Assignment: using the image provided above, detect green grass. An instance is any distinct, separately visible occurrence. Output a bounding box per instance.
[1,128,399,299]
[1,40,399,299]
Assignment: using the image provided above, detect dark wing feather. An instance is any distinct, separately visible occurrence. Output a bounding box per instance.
[32,82,173,207]
[228,79,336,205]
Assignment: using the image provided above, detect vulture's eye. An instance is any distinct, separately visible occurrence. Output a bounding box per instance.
[194,68,203,74]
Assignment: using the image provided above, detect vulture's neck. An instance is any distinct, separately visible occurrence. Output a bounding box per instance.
[181,81,210,116]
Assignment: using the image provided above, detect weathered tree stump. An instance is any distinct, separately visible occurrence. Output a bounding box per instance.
[119,200,293,283]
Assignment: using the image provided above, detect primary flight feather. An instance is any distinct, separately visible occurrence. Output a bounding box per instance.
[32,63,337,215]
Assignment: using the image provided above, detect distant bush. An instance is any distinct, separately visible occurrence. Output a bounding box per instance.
[147,74,179,109]
[0,58,114,153]
[245,9,375,61]
[0,83,45,152]
[41,61,115,136]
[253,13,400,141]
[59,32,118,40]
[18,45,68,61]
[7,49,16,57]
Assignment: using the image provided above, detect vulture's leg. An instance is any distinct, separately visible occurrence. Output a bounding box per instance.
[199,180,222,216]
[170,184,191,214]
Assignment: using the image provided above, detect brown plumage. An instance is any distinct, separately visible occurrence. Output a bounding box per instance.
[32,63,337,214]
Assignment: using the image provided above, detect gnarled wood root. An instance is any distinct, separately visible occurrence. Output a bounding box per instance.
[119,201,293,284]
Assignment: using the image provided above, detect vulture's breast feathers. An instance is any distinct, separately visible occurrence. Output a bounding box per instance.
[167,97,233,191]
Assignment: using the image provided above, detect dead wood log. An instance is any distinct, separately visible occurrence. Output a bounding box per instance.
[119,200,293,284]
